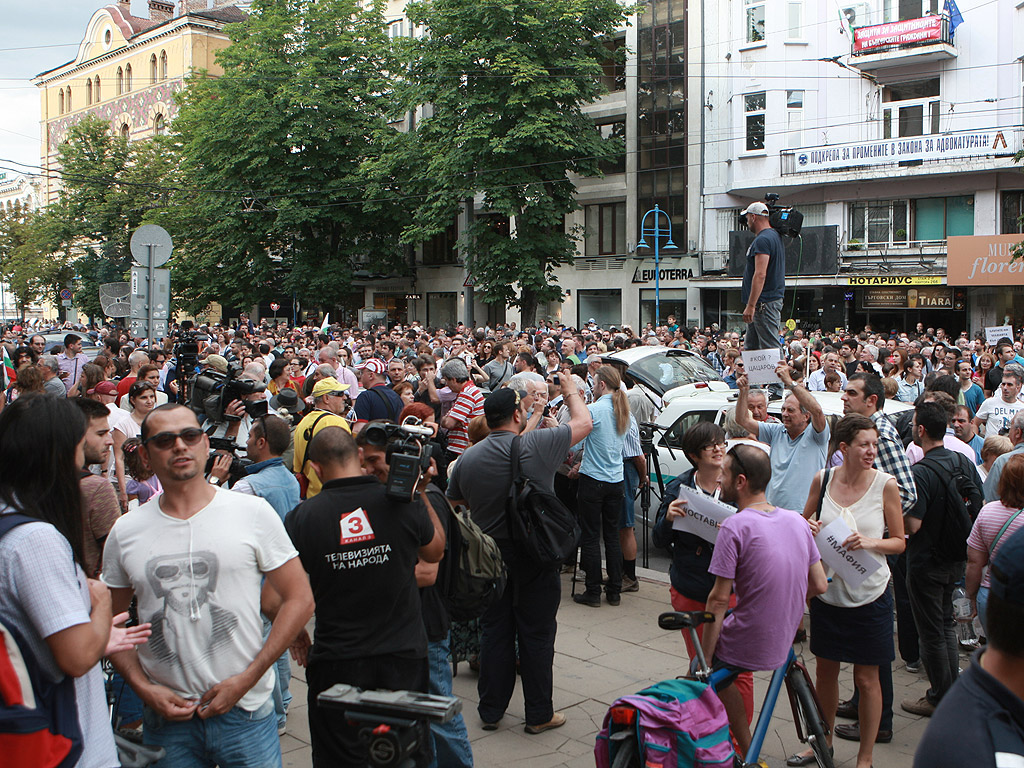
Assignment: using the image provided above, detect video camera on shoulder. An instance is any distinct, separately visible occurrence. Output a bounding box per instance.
[188,362,267,423]
[205,434,252,486]
[362,418,437,502]
[764,192,803,237]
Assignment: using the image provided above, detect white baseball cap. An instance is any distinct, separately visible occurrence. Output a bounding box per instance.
[740,202,769,216]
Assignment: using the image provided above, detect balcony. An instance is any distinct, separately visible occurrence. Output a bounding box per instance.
[850,16,956,71]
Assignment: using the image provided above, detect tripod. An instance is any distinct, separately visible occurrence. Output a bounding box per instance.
[638,422,669,569]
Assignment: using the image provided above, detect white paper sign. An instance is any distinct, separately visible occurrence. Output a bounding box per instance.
[741,348,781,385]
[985,325,1015,347]
[671,485,736,544]
[813,516,883,589]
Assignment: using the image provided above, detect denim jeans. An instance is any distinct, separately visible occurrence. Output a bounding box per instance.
[977,585,990,636]
[578,474,624,597]
[427,634,473,768]
[142,697,281,768]
[745,297,783,353]
[262,616,291,729]
[889,552,920,664]
[619,461,639,530]
[907,560,964,705]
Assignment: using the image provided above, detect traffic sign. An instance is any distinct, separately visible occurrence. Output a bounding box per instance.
[59,288,72,301]
[62,299,72,308]
[130,224,173,267]
[463,275,475,288]
[270,302,280,312]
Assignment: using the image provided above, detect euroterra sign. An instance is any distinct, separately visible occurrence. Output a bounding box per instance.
[790,129,1018,173]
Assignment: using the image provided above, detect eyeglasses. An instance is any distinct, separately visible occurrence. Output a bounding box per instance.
[143,427,205,450]
[702,442,726,452]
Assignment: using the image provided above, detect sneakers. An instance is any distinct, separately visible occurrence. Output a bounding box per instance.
[906,660,922,673]
[573,592,601,608]
[524,712,566,734]
[901,696,936,717]
[621,575,640,593]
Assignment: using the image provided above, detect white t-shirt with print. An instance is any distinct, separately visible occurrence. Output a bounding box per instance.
[102,488,297,711]
[975,396,1024,437]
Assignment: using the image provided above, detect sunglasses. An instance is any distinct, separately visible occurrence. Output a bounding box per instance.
[143,427,205,450]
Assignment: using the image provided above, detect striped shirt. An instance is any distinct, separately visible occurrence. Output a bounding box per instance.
[967,501,1024,588]
[621,415,642,459]
[446,383,484,455]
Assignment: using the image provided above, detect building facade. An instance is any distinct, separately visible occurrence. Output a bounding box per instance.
[32,0,245,204]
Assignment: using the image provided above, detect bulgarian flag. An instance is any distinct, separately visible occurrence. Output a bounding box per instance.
[3,346,15,384]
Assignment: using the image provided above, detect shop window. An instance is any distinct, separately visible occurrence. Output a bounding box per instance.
[1001,191,1024,234]
[913,196,974,242]
[745,0,765,43]
[882,79,940,139]
[744,91,766,151]
[578,289,622,328]
[585,203,626,256]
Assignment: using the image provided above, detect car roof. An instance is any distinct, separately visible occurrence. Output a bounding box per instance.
[601,345,707,366]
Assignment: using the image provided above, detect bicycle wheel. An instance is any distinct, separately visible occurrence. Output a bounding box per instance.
[611,733,642,768]
[788,668,835,768]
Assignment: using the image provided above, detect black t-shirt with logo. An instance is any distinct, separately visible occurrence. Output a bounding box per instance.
[285,475,434,664]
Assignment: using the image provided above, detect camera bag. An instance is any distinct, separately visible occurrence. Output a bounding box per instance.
[506,435,581,566]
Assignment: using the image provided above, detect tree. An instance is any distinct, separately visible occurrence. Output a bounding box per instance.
[169,0,407,317]
[0,208,71,319]
[396,0,631,325]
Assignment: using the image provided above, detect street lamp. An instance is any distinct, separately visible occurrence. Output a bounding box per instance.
[636,204,677,328]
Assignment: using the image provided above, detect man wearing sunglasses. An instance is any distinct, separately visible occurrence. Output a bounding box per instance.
[101,405,314,767]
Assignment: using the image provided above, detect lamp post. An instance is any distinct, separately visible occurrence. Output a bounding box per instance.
[636,204,677,328]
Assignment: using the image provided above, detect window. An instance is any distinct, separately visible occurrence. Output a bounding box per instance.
[882,78,940,139]
[94,76,101,101]
[786,90,804,148]
[160,50,168,80]
[849,200,909,247]
[600,37,627,92]
[744,91,766,151]
[86,79,92,105]
[585,203,626,256]
[421,218,458,265]
[117,67,124,95]
[597,120,626,174]
[745,0,766,43]
[66,86,71,111]
[1002,191,1024,234]
[125,63,132,92]
[913,196,973,242]
[120,123,130,140]
[786,1,803,39]
[388,20,404,38]
[884,0,939,22]
[150,54,157,84]
[578,289,621,329]
[662,411,719,450]
[154,114,166,136]
[58,88,64,114]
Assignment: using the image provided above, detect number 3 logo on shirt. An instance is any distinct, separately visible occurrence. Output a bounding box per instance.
[340,508,375,545]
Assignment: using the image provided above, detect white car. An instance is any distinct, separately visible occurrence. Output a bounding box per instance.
[648,384,914,484]
[600,344,722,417]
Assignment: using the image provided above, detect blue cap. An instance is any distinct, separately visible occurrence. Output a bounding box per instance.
[990,526,1024,606]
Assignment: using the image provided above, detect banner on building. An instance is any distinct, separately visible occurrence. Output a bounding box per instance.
[846,275,943,286]
[948,234,1024,286]
[786,129,1020,174]
[853,17,943,53]
[859,286,953,310]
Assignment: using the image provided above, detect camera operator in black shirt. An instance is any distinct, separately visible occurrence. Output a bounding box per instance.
[283,426,444,767]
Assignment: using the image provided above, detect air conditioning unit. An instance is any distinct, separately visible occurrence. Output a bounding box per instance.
[702,252,727,273]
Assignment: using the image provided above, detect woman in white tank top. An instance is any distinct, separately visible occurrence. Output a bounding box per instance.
[791,414,906,768]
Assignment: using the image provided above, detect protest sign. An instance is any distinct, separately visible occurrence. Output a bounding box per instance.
[814,516,883,589]
[741,348,781,386]
[986,325,1015,347]
[671,485,736,545]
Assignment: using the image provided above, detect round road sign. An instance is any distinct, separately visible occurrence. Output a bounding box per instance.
[130,224,173,267]
[59,288,73,301]
[270,302,280,312]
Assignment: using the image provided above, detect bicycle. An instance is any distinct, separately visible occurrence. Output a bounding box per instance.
[605,611,834,768]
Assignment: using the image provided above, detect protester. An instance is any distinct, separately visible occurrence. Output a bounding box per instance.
[739,201,785,352]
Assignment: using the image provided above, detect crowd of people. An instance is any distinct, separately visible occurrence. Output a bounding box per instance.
[1,311,1023,768]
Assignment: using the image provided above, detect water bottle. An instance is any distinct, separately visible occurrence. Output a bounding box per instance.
[953,587,979,650]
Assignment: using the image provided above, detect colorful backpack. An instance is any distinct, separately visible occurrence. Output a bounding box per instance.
[596,678,735,768]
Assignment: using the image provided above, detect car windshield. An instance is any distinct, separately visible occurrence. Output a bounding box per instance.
[628,353,719,394]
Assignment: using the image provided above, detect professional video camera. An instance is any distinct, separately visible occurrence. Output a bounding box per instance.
[204,434,252,486]
[188,362,268,424]
[361,417,437,502]
[764,192,803,238]
[317,684,461,768]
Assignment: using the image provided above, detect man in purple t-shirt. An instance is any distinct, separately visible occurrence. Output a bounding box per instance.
[700,443,828,756]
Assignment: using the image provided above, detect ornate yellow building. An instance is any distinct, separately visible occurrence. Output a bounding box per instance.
[32,0,246,203]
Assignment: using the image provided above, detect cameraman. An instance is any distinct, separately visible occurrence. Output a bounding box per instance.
[208,415,300,736]
[356,421,473,767]
[208,368,268,454]
[284,427,444,768]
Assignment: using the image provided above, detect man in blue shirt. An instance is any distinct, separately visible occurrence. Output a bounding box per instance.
[353,358,404,431]
[739,201,785,353]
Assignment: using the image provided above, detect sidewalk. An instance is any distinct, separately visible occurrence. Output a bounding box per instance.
[279,569,937,767]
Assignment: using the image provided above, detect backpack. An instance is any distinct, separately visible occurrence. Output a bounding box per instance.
[434,494,507,622]
[0,514,84,768]
[595,679,735,768]
[916,453,983,563]
[506,435,580,566]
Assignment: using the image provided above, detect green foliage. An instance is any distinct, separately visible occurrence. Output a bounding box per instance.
[394,0,631,324]
[169,0,406,315]
[0,208,71,317]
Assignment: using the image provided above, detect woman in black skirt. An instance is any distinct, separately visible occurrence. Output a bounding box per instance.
[792,414,905,768]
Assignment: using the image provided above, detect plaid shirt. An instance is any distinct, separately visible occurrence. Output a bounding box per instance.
[871,409,917,514]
